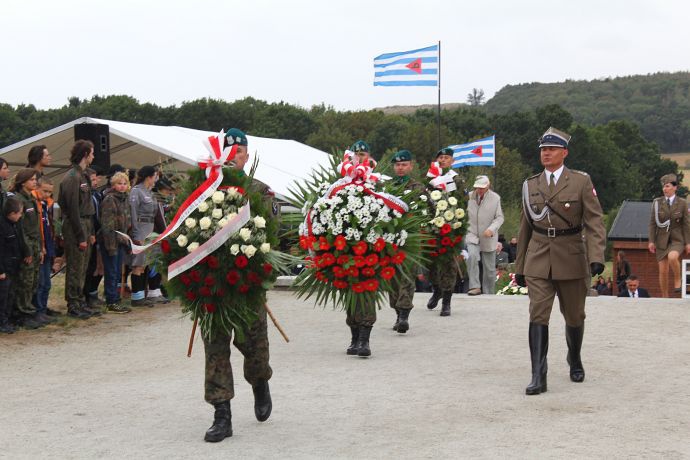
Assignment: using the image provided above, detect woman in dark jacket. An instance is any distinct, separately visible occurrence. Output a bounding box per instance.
[129,166,158,307]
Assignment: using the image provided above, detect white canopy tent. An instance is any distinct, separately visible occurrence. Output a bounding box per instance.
[0,117,331,201]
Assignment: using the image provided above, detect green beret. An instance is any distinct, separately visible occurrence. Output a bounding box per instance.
[225,128,248,146]
[351,140,370,153]
[391,150,412,163]
[436,147,454,158]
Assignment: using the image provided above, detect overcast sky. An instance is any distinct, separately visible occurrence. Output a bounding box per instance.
[2,0,689,111]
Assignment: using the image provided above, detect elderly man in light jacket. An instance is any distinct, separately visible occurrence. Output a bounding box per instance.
[466,175,504,295]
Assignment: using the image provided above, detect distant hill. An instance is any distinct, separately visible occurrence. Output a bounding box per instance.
[375,102,467,115]
[484,71,690,152]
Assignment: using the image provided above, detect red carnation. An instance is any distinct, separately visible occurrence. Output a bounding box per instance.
[160,240,171,254]
[380,266,395,280]
[441,237,452,247]
[333,266,347,278]
[454,236,463,244]
[337,255,350,266]
[352,282,365,293]
[190,270,201,283]
[215,288,226,297]
[299,235,313,250]
[247,271,261,285]
[333,280,348,289]
[234,255,249,269]
[206,255,220,269]
[318,236,330,251]
[199,286,212,297]
[391,243,399,252]
[362,267,375,277]
[185,291,197,301]
[226,271,240,285]
[440,224,451,235]
[204,303,216,313]
[365,253,379,267]
[364,279,379,291]
[239,284,250,294]
[391,252,406,264]
[334,235,347,251]
[180,274,191,286]
[439,247,447,254]
[320,252,336,267]
[373,238,386,252]
[353,241,368,256]
[262,263,273,275]
[353,255,366,268]
[428,238,438,246]
[204,275,215,286]
[347,266,359,278]
[430,251,439,257]
[379,256,390,267]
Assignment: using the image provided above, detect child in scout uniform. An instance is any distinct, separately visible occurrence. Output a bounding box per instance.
[0,197,25,333]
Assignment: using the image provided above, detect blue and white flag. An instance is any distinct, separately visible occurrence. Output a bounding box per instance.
[451,135,496,168]
[374,44,438,87]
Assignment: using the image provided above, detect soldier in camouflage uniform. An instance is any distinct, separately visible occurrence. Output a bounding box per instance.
[203,128,277,443]
[388,150,427,334]
[57,140,97,320]
[426,147,465,316]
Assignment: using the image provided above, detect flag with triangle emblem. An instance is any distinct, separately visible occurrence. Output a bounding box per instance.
[448,135,496,168]
[374,45,438,86]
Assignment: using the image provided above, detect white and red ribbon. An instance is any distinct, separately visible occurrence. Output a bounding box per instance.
[427,161,458,192]
[118,130,237,254]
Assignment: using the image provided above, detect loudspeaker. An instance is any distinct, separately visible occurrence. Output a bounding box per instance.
[74,123,110,172]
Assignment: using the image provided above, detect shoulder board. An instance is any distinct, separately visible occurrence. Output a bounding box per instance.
[570,169,589,176]
[526,173,541,180]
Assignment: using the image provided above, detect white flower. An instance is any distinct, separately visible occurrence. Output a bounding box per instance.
[176,234,188,247]
[437,200,448,211]
[444,210,455,221]
[519,287,528,295]
[452,222,463,229]
[448,197,458,206]
[226,187,240,199]
[422,209,428,216]
[430,190,442,201]
[187,242,199,253]
[433,217,445,227]
[217,218,228,228]
[455,208,465,219]
[212,191,225,204]
[420,195,428,201]
[199,217,212,230]
[212,208,223,219]
[226,212,237,221]
[260,243,271,253]
[185,218,197,229]
[243,244,257,258]
[253,216,266,228]
[198,201,209,213]
[239,228,252,242]
[230,244,240,255]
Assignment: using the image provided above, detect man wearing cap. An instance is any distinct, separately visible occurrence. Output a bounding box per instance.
[350,140,375,165]
[388,149,426,334]
[202,128,276,443]
[648,173,690,297]
[426,147,466,315]
[465,175,504,296]
[514,127,606,396]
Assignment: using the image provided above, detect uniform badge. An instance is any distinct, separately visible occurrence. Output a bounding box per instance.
[564,203,571,209]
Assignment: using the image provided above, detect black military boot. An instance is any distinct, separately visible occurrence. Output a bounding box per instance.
[68,304,91,320]
[526,323,549,395]
[392,309,400,331]
[440,292,452,317]
[204,401,232,442]
[357,326,372,357]
[80,300,102,317]
[566,324,585,383]
[397,309,410,334]
[346,327,359,355]
[252,380,272,422]
[427,288,442,310]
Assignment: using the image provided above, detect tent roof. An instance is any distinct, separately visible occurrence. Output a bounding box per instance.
[608,200,652,241]
[0,117,330,200]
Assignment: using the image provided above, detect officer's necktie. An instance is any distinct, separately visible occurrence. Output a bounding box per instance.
[667,198,671,207]
[549,173,556,194]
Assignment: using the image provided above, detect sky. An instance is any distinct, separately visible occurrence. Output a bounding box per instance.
[2,0,690,112]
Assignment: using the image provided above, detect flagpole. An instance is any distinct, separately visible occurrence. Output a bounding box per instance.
[437,40,441,150]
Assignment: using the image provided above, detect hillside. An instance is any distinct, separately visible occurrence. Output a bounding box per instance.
[484,71,690,152]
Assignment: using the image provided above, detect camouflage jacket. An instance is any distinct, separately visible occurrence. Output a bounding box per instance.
[57,164,95,243]
[99,189,131,256]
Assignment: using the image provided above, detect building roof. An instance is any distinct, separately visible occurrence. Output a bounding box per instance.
[608,200,652,241]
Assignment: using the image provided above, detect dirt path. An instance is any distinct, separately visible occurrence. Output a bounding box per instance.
[2,292,689,459]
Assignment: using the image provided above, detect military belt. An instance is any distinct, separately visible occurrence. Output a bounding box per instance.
[533,225,583,238]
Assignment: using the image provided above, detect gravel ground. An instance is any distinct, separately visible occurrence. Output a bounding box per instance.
[2,291,689,459]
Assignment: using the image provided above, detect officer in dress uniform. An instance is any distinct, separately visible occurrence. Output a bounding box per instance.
[388,150,427,334]
[648,173,690,297]
[203,128,277,442]
[514,127,606,395]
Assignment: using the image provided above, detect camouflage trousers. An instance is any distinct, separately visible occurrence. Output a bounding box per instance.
[429,259,458,292]
[389,274,415,311]
[63,218,93,307]
[203,304,272,404]
[15,239,41,315]
[345,299,377,327]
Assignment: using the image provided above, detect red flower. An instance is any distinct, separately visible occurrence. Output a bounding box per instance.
[391,243,399,252]
[333,280,348,289]
[160,240,170,254]
[428,238,438,246]
[190,270,201,283]
[352,282,365,293]
[365,253,379,266]
[234,255,249,269]
[364,279,379,291]
[430,251,439,257]
[185,291,197,301]
[353,255,366,268]
[347,266,359,278]
[299,235,314,250]
[247,272,261,285]
[206,255,220,269]
[454,235,463,244]
[336,255,350,266]
[204,303,216,313]
[362,267,375,277]
[373,238,386,252]
[239,284,250,294]
[199,286,212,297]
[204,275,215,286]
[333,266,347,278]
[318,236,330,251]
[180,274,191,286]
[391,252,406,264]
[441,237,452,246]
[380,266,395,280]
[319,252,336,267]
[440,224,451,235]
[226,271,240,285]
[215,288,226,297]
[438,247,447,254]
[262,263,273,275]
[353,241,368,256]
[379,256,390,267]
[315,271,328,282]
[334,235,347,251]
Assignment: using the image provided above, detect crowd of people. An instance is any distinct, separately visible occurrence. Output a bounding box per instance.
[0,142,176,334]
